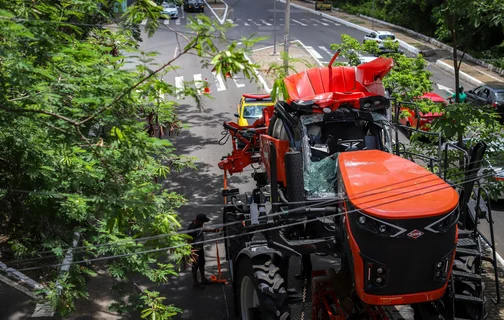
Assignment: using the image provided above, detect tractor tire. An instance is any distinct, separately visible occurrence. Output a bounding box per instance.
[225,211,250,262]
[236,256,290,320]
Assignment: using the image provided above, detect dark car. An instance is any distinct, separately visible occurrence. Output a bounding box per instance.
[465,83,504,120]
[184,0,204,12]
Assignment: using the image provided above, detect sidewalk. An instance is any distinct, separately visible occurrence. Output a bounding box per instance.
[287,0,504,87]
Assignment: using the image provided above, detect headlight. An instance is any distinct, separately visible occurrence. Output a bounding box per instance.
[355,211,407,238]
[424,207,458,234]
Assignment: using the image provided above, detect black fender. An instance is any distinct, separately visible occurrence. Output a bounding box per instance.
[231,244,285,317]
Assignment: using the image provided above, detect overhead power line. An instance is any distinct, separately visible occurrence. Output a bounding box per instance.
[13,167,502,271]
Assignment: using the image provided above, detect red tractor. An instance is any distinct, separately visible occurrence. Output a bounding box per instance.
[217,53,501,320]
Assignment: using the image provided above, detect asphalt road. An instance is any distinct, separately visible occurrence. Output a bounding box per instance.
[133,3,504,319]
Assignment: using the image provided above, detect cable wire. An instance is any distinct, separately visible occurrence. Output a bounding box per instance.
[12,166,502,270]
[6,156,499,261]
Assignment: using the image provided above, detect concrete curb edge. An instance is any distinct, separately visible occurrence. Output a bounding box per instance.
[292,39,324,67]
[243,53,272,92]
[435,60,484,87]
[0,260,45,292]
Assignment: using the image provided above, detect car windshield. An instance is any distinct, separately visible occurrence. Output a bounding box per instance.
[243,105,267,118]
[379,34,395,40]
[166,4,176,8]
[496,92,504,102]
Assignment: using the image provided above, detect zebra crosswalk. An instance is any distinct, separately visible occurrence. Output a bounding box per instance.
[171,71,250,98]
[141,17,340,28]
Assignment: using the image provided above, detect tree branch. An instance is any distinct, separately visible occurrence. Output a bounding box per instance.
[77,37,200,126]
[0,105,78,125]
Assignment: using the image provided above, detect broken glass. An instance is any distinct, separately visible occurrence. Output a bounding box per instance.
[304,154,338,198]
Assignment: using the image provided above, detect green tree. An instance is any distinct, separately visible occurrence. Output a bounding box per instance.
[434,0,504,104]
[0,0,261,317]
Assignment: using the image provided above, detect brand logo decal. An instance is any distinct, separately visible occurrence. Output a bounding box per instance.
[407,229,424,239]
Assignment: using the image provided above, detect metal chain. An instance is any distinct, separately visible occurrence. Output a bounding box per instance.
[300,278,308,320]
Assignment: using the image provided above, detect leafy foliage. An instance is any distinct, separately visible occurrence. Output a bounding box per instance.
[0,0,262,317]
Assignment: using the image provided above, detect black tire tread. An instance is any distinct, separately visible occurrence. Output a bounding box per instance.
[252,259,290,320]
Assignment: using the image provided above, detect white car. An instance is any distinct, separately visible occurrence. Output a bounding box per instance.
[363,31,399,49]
[161,3,179,19]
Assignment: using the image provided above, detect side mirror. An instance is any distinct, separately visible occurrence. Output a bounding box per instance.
[468,90,474,94]
[234,113,240,118]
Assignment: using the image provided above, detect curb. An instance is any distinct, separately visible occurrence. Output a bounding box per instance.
[278,0,421,56]
[435,60,483,87]
[292,39,324,67]
[0,260,44,292]
[243,53,272,92]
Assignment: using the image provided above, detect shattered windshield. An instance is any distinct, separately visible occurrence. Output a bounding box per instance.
[243,105,267,118]
[300,111,391,198]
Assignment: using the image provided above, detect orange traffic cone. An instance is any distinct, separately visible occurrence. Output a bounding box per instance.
[203,77,211,94]
[225,71,232,78]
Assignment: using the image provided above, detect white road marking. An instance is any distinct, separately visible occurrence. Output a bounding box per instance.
[173,46,180,58]
[313,24,318,26]
[292,19,307,26]
[436,83,454,95]
[163,19,170,25]
[321,18,340,26]
[175,76,185,99]
[231,74,246,88]
[197,19,202,24]
[176,18,181,25]
[313,18,329,26]
[305,46,323,59]
[248,18,260,26]
[140,19,147,25]
[212,71,226,91]
[226,19,234,24]
[194,74,203,95]
[280,23,284,26]
[261,19,272,26]
[187,19,191,24]
[244,21,250,26]
[319,46,333,57]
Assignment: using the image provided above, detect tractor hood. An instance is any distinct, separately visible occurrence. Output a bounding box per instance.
[283,57,394,111]
[338,150,459,220]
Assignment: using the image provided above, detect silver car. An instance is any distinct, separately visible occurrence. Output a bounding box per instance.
[162,3,179,19]
[363,31,399,49]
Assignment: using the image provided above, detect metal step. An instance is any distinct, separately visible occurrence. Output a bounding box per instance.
[457,229,474,239]
[455,247,480,257]
[457,238,477,247]
[452,270,482,282]
[454,294,484,304]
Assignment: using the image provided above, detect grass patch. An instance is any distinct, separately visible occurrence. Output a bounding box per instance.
[349,19,366,25]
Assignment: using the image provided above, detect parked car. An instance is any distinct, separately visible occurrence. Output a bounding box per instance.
[183,0,204,12]
[160,3,179,19]
[363,31,399,52]
[398,92,447,133]
[465,83,504,121]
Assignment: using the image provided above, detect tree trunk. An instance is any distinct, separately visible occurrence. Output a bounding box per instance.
[450,15,465,170]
